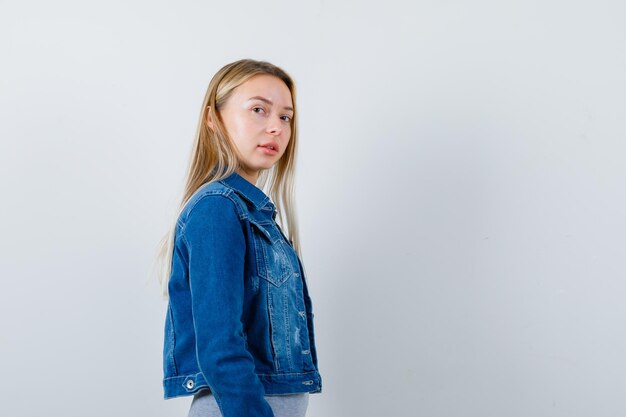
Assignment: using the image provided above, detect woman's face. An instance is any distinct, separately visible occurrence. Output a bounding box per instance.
[208,74,294,184]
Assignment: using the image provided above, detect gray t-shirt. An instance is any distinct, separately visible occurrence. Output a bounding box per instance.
[188,390,309,417]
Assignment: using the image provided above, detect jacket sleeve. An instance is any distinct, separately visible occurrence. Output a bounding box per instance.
[183,194,274,417]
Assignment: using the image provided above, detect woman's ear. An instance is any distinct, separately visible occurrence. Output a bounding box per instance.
[206,106,215,132]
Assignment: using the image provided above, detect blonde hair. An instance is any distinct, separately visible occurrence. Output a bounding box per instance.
[153,59,303,298]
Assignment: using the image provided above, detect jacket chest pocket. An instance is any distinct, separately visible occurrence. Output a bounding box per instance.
[249,219,296,287]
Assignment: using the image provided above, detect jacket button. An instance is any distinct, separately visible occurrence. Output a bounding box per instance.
[186,380,195,389]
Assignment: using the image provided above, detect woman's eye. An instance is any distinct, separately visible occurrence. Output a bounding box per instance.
[252,107,265,114]
[281,115,292,122]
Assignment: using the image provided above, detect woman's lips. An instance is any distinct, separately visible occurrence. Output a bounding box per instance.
[258,145,278,155]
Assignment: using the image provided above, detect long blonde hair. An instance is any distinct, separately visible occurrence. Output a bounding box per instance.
[153,59,303,298]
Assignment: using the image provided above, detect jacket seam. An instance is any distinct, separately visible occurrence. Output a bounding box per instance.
[167,303,178,375]
[164,370,319,380]
[179,191,245,246]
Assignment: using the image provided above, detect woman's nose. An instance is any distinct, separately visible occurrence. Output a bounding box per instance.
[266,117,283,135]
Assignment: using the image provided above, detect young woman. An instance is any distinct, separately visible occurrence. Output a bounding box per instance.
[155,59,322,417]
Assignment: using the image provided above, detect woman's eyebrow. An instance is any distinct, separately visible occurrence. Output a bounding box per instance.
[248,96,294,112]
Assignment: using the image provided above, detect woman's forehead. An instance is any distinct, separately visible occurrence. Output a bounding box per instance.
[234,75,292,106]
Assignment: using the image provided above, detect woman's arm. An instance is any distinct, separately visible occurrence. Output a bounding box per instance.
[183,194,274,417]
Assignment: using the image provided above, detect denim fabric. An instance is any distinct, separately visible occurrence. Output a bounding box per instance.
[163,171,322,417]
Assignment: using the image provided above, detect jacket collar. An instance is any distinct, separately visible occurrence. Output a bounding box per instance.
[219,171,276,213]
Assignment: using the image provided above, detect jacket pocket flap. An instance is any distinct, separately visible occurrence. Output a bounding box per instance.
[248,218,273,242]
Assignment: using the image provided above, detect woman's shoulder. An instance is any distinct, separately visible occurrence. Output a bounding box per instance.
[177,181,246,227]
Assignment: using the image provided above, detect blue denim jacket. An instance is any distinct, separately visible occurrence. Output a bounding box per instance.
[162,171,322,416]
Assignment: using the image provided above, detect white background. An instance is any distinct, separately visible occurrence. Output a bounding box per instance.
[1,1,625,416]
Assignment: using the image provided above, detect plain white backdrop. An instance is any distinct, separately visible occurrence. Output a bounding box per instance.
[1,0,625,416]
